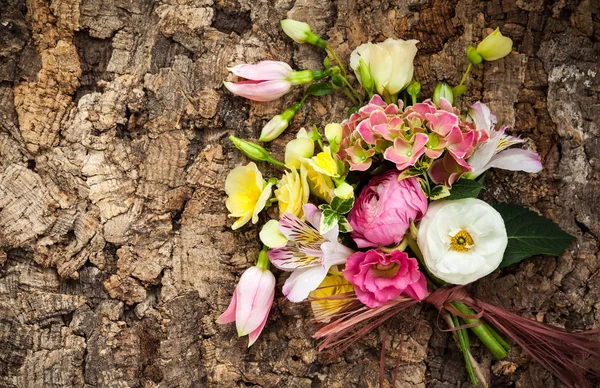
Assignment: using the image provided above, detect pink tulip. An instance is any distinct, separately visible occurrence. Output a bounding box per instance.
[217,266,276,347]
[224,61,294,102]
[343,249,427,308]
[348,170,428,248]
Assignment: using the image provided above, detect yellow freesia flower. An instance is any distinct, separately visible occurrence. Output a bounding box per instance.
[309,272,354,323]
[275,165,309,218]
[225,162,273,230]
[306,146,340,178]
[303,160,335,203]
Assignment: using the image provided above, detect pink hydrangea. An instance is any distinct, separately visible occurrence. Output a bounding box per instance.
[338,95,490,186]
[343,249,427,308]
[347,170,428,248]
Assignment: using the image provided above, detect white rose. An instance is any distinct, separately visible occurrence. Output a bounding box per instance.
[417,198,508,285]
[350,38,418,98]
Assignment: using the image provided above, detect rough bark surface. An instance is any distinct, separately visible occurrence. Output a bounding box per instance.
[0,0,599,387]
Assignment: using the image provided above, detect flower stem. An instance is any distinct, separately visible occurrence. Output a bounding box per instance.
[459,63,473,86]
[256,246,270,270]
[451,302,508,360]
[445,313,478,386]
[326,45,347,78]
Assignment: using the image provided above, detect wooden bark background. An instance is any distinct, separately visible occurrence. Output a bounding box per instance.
[0,0,599,386]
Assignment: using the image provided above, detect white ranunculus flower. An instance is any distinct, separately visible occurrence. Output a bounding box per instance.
[417,198,508,285]
[350,38,419,99]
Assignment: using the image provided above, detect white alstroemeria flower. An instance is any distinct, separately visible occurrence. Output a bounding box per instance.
[350,38,419,99]
[417,198,508,285]
[268,204,354,302]
[465,102,543,179]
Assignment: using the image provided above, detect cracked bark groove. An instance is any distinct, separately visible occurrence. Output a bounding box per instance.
[0,0,598,387]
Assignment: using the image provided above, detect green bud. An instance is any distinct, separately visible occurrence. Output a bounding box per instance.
[260,103,302,142]
[476,28,513,61]
[280,19,327,48]
[432,82,454,106]
[333,181,354,200]
[466,45,483,65]
[229,136,285,167]
[452,84,468,98]
[357,58,375,96]
[324,123,343,145]
[406,80,421,104]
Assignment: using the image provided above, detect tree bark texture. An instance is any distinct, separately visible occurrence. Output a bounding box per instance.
[0,0,599,387]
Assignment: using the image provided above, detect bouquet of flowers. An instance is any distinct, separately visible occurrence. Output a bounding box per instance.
[217,19,600,387]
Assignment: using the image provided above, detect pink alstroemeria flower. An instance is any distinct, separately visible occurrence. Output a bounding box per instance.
[268,204,354,302]
[465,102,542,178]
[224,61,294,102]
[217,265,276,347]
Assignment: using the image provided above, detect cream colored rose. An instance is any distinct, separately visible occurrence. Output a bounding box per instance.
[417,198,508,285]
[350,38,419,99]
[275,165,309,218]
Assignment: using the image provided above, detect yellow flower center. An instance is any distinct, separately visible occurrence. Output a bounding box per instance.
[450,229,474,252]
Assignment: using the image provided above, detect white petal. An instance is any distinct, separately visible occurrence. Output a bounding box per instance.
[283,266,328,302]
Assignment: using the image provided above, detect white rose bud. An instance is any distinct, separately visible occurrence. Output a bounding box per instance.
[350,38,419,100]
[417,198,508,285]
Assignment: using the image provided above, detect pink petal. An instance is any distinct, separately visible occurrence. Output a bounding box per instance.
[369,110,387,126]
[216,290,237,324]
[223,79,291,101]
[235,267,276,336]
[357,119,376,144]
[247,289,274,347]
[228,60,293,80]
[403,272,428,300]
[425,111,459,137]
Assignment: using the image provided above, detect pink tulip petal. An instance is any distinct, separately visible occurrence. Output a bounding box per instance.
[228,60,293,80]
[235,267,276,336]
[246,290,273,347]
[216,290,237,324]
[224,80,291,102]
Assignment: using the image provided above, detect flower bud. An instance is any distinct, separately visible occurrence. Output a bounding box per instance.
[229,136,285,167]
[466,46,483,65]
[280,19,327,48]
[406,80,421,104]
[260,220,287,248]
[476,28,513,61]
[333,181,354,200]
[452,84,468,98]
[433,82,454,106]
[325,123,343,145]
[259,103,301,142]
[357,58,375,96]
[285,137,314,169]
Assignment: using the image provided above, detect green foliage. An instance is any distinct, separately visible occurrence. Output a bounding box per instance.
[493,203,576,268]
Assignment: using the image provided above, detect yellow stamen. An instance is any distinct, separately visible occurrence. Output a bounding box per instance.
[450,229,474,252]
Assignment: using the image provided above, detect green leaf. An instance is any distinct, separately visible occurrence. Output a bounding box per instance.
[305,83,334,97]
[493,203,576,268]
[446,179,486,200]
[330,196,354,214]
[398,167,422,181]
[347,106,359,116]
[430,185,451,200]
[338,216,353,233]
[319,209,339,235]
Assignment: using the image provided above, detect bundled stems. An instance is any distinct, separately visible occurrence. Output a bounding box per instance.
[452,302,509,359]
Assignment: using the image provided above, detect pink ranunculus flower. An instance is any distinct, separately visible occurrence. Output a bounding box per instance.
[348,170,428,248]
[343,249,427,308]
[217,265,276,347]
